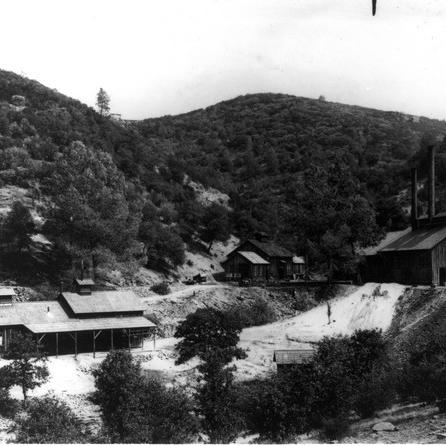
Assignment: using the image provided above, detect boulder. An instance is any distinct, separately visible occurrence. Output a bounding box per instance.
[372,421,397,432]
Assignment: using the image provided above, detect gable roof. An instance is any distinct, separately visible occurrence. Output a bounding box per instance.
[380,225,446,252]
[61,290,146,314]
[360,228,412,256]
[237,251,270,264]
[246,239,294,258]
[0,300,154,333]
[0,288,15,297]
[273,349,315,365]
[74,278,95,286]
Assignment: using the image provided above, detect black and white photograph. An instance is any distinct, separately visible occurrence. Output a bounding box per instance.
[0,0,445,443]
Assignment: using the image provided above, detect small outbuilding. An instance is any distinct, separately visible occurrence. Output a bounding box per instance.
[222,239,305,282]
[273,349,315,373]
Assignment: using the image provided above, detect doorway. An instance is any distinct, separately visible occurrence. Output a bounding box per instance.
[440,268,446,286]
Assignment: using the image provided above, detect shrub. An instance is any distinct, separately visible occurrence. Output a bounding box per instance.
[92,350,198,443]
[174,308,245,364]
[3,331,49,403]
[226,297,277,328]
[197,351,244,443]
[320,414,350,441]
[14,396,91,443]
[150,282,171,295]
[353,366,396,418]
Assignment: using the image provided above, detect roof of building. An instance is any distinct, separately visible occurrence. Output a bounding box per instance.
[0,300,155,333]
[246,239,294,258]
[292,256,305,264]
[26,316,154,334]
[360,228,412,256]
[74,278,95,286]
[273,349,315,365]
[61,290,146,314]
[237,251,270,264]
[380,225,446,252]
[0,288,15,297]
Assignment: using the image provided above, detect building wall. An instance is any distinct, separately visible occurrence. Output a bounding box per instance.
[366,250,432,285]
[234,241,293,279]
[223,253,268,281]
[431,239,446,285]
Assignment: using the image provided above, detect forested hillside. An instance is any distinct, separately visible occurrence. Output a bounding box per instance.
[136,94,446,276]
[1,68,446,283]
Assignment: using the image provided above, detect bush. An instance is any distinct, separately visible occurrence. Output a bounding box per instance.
[150,282,171,295]
[320,414,350,441]
[226,297,277,328]
[0,387,18,418]
[14,396,91,443]
[354,366,396,418]
[92,350,198,443]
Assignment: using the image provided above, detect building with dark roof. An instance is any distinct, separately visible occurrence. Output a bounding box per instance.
[364,146,446,286]
[273,349,315,372]
[0,280,155,357]
[222,239,305,282]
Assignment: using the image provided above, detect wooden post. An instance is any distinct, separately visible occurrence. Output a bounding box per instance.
[141,334,144,351]
[110,329,114,350]
[74,332,78,359]
[127,329,131,352]
[56,333,59,358]
[93,330,101,358]
[153,331,156,350]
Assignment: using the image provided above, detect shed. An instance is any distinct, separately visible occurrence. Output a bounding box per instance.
[273,349,315,372]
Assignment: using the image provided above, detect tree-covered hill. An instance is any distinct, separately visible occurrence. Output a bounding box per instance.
[1,67,446,282]
[136,94,446,276]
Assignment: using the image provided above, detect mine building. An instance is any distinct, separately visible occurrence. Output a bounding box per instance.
[0,279,155,357]
[364,145,446,286]
[273,349,315,373]
[222,238,305,282]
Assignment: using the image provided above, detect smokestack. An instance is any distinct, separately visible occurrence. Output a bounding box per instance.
[428,145,436,222]
[411,168,418,230]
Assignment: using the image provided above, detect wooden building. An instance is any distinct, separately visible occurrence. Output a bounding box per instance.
[222,239,305,282]
[273,349,315,373]
[0,280,155,357]
[364,146,446,286]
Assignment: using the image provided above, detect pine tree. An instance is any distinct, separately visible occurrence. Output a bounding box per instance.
[96,88,110,116]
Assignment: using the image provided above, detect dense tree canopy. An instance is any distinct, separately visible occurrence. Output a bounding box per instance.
[1,68,446,279]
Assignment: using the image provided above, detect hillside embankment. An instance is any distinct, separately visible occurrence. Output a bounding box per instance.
[3,282,446,443]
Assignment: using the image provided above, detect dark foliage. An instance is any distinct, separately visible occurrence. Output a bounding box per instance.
[92,350,198,443]
[197,350,244,443]
[0,201,36,251]
[150,282,171,295]
[174,308,246,364]
[2,331,49,402]
[13,396,92,443]
[1,69,445,280]
[227,296,277,328]
[234,329,393,442]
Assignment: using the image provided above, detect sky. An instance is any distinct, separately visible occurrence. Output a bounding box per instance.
[1,0,446,120]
